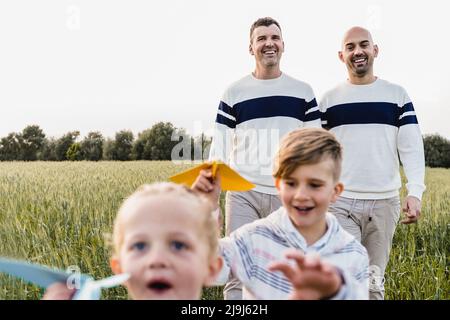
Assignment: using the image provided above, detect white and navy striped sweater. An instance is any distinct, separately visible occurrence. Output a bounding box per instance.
[216,208,369,300]
[320,79,426,200]
[209,73,321,195]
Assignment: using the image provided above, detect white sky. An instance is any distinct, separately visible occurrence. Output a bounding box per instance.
[1,0,449,139]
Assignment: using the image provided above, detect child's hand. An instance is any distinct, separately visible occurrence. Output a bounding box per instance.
[192,169,221,210]
[42,282,76,300]
[268,249,342,300]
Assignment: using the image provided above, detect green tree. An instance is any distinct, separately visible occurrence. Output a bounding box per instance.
[0,133,23,161]
[66,142,82,161]
[55,131,80,161]
[113,130,134,161]
[102,138,116,160]
[80,131,104,161]
[21,125,46,161]
[133,122,182,160]
[423,134,450,168]
[39,137,58,161]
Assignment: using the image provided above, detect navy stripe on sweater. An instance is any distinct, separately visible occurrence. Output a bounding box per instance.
[233,96,317,125]
[323,102,418,129]
[216,114,236,129]
[235,236,254,280]
[399,115,418,126]
[305,110,321,122]
[253,265,292,293]
[251,226,288,247]
[219,101,236,118]
[400,102,415,114]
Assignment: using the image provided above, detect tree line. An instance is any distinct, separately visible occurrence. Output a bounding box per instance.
[0,122,211,162]
[0,124,449,168]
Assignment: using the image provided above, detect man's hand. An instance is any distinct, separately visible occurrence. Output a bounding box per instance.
[268,250,342,300]
[401,196,421,224]
[191,169,221,210]
[42,282,76,300]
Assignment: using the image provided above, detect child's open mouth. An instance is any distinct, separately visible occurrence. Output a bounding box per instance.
[147,280,173,293]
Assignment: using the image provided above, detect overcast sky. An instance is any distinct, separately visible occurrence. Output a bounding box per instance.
[1,0,449,139]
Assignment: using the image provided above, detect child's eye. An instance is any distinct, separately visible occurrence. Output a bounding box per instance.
[171,241,188,251]
[286,181,296,187]
[310,183,322,189]
[131,242,147,251]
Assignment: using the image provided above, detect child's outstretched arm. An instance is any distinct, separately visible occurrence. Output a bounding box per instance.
[192,169,221,210]
[42,282,75,300]
[268,249,343,300]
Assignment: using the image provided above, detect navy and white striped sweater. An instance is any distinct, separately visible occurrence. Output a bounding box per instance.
[209,73,321,194]
[319,78,426,200]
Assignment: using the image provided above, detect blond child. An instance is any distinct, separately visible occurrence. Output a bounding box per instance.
[43,182,222,300]
[193,127,369,299]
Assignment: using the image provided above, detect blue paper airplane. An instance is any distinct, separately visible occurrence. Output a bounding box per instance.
[0,257,129,300]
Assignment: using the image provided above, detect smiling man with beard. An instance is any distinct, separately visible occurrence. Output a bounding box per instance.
[319,26,426,300]
[208,17,321,300]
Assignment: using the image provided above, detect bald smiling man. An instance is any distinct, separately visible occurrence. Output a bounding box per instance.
[319,27,426,300]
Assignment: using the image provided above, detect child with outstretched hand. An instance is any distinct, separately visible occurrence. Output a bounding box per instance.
[193,128,369,299]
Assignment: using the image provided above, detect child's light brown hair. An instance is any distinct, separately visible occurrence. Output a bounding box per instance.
[112,182,219,259]
[273,128,343,181]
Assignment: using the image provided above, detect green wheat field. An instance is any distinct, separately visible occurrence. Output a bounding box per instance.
[0,161,448,300]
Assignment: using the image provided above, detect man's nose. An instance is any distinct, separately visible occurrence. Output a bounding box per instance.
[354,45,364,56]
[264,38,274,47]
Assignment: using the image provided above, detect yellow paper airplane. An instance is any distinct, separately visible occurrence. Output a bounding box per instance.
[169,161,255,191]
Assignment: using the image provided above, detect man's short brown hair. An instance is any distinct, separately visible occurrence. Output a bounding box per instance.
[250,17,282,40]
[273,128,342,181]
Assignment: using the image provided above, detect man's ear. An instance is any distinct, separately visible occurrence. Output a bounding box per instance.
[338,51,344,63]
[110,256,122,275]
[332,182,344,202]
[249,43,255,56]
[373,44,379,58]
[204,256,223,287]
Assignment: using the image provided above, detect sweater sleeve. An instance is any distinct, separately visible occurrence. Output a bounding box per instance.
[330,247,369,300]
[397,91,426,200]
[208,95,236,163]
[214,231,254,286]
[318,95,330,130]
[303,88,322,128]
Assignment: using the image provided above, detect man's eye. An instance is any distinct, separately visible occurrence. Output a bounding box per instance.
[131,242,147,251]
[171,241,188,251]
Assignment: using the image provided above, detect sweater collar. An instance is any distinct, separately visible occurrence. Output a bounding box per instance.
[268,207,348,254]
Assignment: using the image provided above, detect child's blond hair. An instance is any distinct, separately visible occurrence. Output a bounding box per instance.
[273,128,343,181]
[112,182,218,259]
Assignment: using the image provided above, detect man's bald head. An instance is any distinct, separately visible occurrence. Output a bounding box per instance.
[341,26,374,49]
